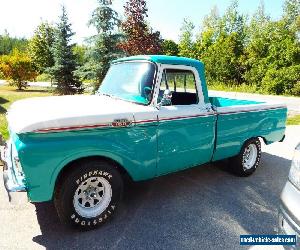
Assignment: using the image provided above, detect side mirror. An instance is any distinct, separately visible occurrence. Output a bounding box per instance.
[158,89,172,108]
[143,86,152,101]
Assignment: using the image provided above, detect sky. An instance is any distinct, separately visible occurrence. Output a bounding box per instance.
[0,0,286,44]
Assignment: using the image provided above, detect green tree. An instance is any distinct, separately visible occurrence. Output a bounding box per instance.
[222,0,247,38]
[28,22,55,73]
[195,1,246,85]
[178,18,195,58]
[195,6,221,60]
[50,6,83,95]
[262,65,300,95]
[243,1,271,87]
[202,33,245,84]
[262,21,300,94]
[118,0,162,55]
[0,30,28,55]
[162,39,179,56]
[282,0,300,27]
[202,6,221,35]
[191,0,300,95]
[0,49,38,90]
[244,0,300,94]
[248,0,270,35]
[72,44,87,67]
[77,0,122,91]
[222,0,247,84]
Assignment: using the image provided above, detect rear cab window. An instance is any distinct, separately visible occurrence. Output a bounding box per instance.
[158,69,199,105]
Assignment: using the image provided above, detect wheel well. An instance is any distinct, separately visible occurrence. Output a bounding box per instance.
[238,136,264,154]
[258,136,267,145]
[243,136,265,145]
[54,156,132,195]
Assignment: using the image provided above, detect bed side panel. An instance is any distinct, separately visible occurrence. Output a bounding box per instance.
[212,107,287,161]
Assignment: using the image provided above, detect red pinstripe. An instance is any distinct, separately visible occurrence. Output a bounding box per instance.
[33,106,284,133]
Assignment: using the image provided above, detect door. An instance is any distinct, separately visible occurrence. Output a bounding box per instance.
[156,66,216,175]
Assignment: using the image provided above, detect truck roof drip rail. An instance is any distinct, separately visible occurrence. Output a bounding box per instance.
[163,69,169,90]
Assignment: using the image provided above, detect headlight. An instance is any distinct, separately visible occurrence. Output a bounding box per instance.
[289,144,300,190]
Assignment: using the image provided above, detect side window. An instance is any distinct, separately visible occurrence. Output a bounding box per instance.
[158,69,198,106]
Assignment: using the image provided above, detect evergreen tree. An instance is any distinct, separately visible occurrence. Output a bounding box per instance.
[118,0,162,55]
[50,6,83,95]
[29,22,55,73]
[178,18,195,58]
[77,0,122,91]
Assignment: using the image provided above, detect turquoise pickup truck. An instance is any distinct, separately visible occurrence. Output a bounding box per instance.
[1,55,287,229]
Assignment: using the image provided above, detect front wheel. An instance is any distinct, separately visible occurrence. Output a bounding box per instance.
[54,159,123,230]
[231,138,262,177]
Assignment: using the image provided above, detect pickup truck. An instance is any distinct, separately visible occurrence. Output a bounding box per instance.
[0,55,287,230]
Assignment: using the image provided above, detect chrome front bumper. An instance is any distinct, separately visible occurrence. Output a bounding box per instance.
[0,139,28,204]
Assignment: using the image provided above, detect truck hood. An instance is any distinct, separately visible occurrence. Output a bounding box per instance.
[7,95,156,134]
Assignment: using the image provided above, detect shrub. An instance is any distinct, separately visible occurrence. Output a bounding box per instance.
[261,65,300,95]
[0,49,38,90]
[36,73,52,82]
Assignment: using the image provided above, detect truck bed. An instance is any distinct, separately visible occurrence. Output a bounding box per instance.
[209,96,287,162]
[209,96,264,107]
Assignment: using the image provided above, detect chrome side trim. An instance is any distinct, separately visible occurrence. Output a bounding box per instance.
[217,106,287,116]
[32,113,215,133]
[159,113,215,122]
[34,123,111,133]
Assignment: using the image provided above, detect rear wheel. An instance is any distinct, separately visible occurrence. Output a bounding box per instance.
[54,159,123,230]
[231,138,261,177]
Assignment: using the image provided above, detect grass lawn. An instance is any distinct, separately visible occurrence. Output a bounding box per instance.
[0,85,53,139]
[208,82,258,93]
[287,115,300,125]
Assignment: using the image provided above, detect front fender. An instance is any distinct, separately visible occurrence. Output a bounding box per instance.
[16,126,157,202]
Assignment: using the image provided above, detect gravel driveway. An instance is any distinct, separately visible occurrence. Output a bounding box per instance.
[0,125,299,250]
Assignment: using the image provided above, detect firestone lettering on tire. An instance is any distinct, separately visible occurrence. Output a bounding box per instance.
[70,205,116,226]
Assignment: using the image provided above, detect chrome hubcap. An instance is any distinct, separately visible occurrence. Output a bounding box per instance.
[73,176,112,218]
[242,144,258,170]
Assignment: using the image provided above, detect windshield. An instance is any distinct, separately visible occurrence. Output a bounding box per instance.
[98,61,156,105]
